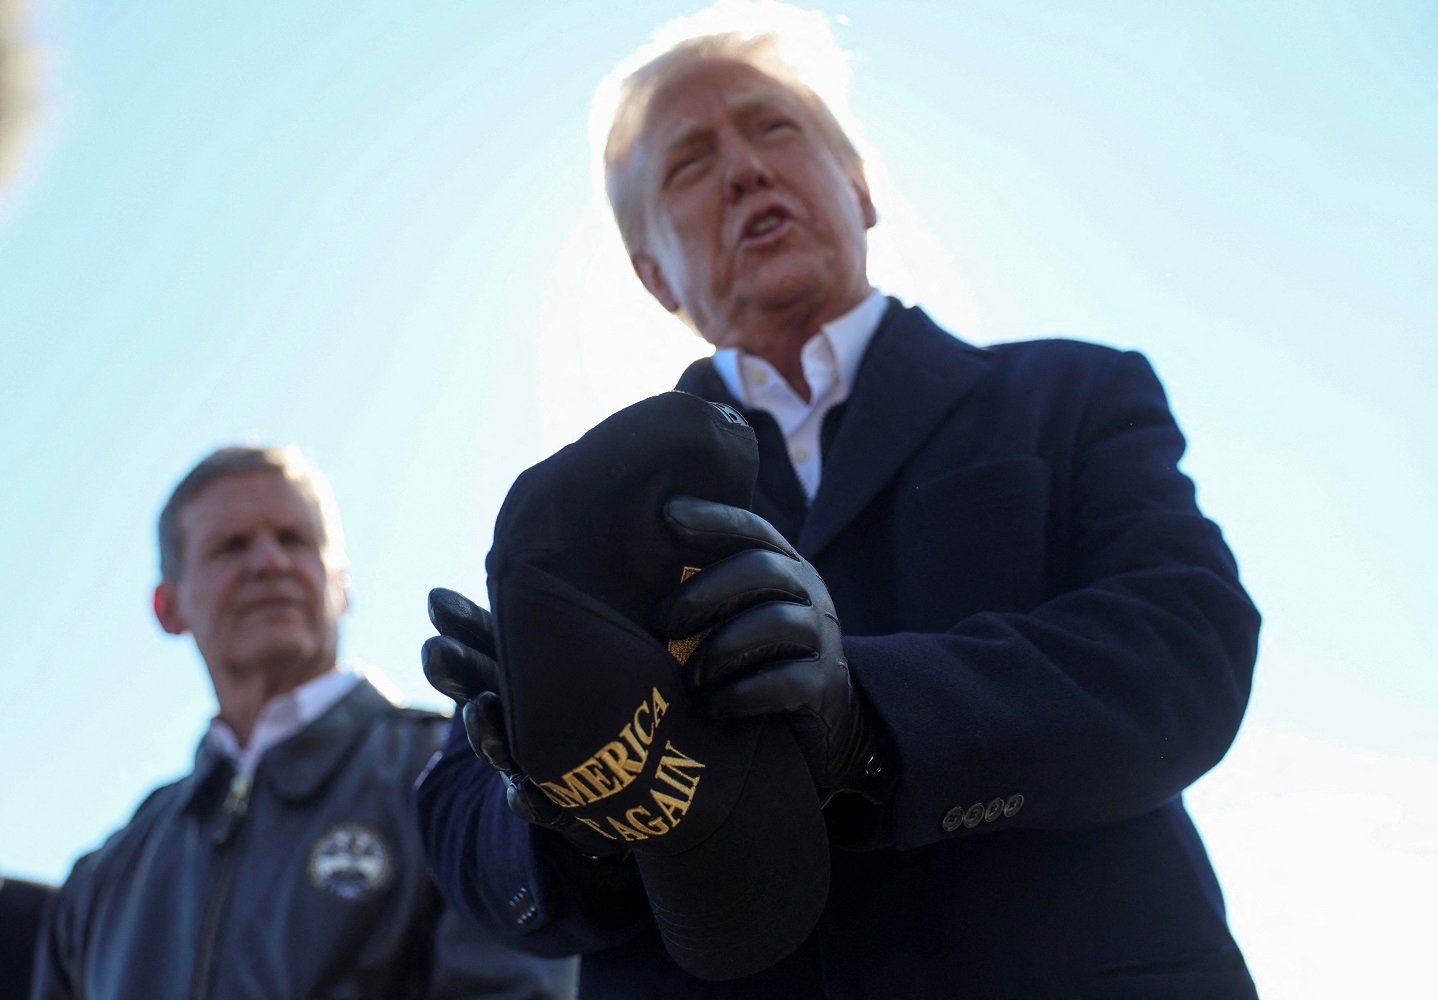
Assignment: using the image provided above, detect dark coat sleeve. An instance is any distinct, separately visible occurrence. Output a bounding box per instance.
[0,875,55,1000]
[416,715,651,959]
[28,852,98,1000]
[425,887,579,1000]
[842,348,1260,848]
[408,718,582,1000]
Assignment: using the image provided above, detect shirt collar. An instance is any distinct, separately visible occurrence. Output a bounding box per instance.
[206,663,361,777]
[712,288,887,412]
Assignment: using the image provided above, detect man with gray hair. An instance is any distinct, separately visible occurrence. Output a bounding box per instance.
[31,445,575,1000]
[419,6,1260,998]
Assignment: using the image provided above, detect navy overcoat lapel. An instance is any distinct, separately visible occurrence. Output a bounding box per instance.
[797,303,991,560]
[673,301,992,559]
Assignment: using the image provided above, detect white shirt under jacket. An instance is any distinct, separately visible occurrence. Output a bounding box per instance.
[711,288,887,500]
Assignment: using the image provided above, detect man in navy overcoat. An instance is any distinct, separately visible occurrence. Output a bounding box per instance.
[417,13,1261,999]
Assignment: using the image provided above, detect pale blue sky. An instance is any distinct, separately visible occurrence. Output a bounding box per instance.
[1,2,1435,996]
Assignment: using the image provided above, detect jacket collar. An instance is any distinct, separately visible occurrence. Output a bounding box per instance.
[183,679,392,807]
[181,741,234,814]
[676,300,991,560]
[798,301,990,559]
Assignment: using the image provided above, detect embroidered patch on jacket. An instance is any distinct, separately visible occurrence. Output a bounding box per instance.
[307,822,392,900]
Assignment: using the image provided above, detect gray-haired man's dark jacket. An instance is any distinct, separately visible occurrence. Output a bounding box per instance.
[31,678,576,1000]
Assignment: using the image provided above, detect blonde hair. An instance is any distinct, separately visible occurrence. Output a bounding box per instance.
[595,1,863,252]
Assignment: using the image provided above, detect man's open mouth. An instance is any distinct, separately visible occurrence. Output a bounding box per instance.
[747,211,786,237]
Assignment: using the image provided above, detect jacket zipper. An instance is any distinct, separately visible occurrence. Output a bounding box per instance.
[190,772,252,1000]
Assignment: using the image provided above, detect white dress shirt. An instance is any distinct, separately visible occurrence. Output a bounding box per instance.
[712,288,888,499]
[206,664,362,778]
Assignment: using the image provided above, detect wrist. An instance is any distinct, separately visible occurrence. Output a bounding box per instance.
[534,828,648,930]
[823,689,898,801]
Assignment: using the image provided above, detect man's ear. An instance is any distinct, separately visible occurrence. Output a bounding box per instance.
[333,570,352,619]
[153,581,187,636]
[850,164,878,230]
[632,252,681,313]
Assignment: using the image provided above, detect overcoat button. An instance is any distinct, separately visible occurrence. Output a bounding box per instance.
[984,798,1004,822]
[1003,793,1025,818]
[962,802,985,828]
[941,806,965,832]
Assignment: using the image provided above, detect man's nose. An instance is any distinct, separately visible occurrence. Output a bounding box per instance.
[724,144,772,201]
[247,534,292,573]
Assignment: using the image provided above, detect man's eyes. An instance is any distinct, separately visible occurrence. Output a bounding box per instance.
[740,117,799,149]
[666,152,706,182]
[208,530,314,557]
[662,119,797,183]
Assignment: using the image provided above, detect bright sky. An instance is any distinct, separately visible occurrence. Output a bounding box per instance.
[0,2,1434,997]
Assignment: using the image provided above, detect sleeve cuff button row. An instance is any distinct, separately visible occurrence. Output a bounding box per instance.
[941,793,1024,833]
[508,886,537,925]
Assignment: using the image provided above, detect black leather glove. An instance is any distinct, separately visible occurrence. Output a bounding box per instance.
[653,496,894,801]
[422,587,632,859]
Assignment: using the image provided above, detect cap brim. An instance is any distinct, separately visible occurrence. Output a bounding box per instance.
[494,564,830,978]
[636,718,830,981]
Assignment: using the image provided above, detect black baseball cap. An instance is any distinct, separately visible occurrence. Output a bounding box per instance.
[485,391,830,980]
